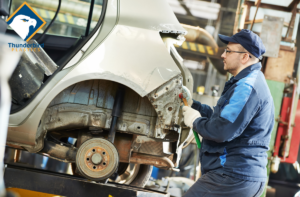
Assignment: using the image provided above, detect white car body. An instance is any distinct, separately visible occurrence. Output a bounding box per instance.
[7,0,194,185]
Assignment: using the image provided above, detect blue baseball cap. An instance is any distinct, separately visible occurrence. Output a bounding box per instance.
[218,29,265,60]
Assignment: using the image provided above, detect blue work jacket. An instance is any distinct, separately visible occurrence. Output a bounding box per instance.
[192,62,274,182]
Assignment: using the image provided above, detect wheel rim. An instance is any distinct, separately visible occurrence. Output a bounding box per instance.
[76,138,119,181]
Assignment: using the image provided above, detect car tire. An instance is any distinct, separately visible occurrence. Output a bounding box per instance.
[129,164,153,188]
[71,163,153,188]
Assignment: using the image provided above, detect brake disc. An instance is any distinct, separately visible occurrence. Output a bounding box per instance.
[76,138,119,181]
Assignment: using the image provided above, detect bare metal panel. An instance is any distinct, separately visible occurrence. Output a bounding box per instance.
[148,75,183,139]
[45,103,157,137]
[49,80,157,116]
[139,142,165,156]
[260,15,284,58]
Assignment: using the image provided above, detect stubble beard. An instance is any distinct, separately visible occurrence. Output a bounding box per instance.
[224,62,236,76]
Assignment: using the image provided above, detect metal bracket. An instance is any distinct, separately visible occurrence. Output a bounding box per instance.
[147,75,183,139]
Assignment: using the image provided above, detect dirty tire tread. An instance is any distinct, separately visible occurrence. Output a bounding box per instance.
[129,164,153,188]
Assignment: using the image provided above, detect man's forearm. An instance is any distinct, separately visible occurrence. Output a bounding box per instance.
[191,100,213,118]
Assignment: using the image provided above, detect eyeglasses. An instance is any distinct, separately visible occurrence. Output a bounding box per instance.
[224,49,252,58]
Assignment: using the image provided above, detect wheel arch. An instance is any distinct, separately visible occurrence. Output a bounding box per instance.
[7,72,152,149]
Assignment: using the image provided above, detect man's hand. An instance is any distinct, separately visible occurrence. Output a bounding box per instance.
[182,106,201,128]
[182,86,193,106]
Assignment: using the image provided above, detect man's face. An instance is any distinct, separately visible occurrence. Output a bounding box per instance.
[221,42,242,75]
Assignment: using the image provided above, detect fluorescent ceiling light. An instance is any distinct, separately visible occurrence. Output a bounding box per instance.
[247,0,293,7]
[167,0,187,15]
[168,0,220,20]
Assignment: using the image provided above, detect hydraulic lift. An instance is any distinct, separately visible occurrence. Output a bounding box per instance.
[4,164,169,197]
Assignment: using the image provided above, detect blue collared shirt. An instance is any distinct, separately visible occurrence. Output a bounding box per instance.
[192,62,274,181]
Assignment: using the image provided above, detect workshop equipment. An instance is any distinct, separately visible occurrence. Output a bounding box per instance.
[4,164,169,197]
[179,93,202,149]
[273,82,300,164]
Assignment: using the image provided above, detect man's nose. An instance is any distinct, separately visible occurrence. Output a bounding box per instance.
[221,51,226,59]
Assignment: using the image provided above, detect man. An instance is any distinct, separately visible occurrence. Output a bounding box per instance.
[182,29,274,197]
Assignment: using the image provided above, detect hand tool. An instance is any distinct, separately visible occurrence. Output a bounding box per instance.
[179,93,201,149]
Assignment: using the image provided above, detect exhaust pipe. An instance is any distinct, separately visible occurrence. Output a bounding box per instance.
[40,139,77,163]
[181,24,226,75]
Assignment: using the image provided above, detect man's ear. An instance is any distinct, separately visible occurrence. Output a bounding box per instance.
[241,53,250,64]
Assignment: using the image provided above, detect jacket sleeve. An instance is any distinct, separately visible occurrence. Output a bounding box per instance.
[191,99,213,118]
[192,90,260,143]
